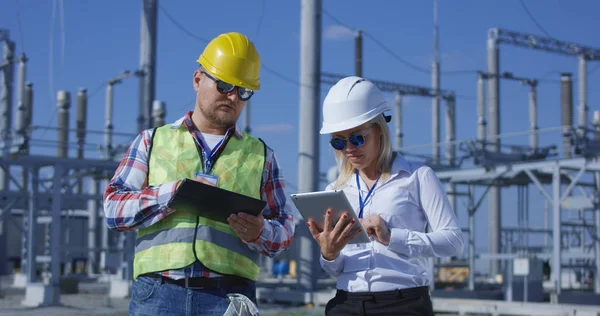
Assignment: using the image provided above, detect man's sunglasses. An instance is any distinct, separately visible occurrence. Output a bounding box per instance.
[329,128,372,151]
[202,71,254,101]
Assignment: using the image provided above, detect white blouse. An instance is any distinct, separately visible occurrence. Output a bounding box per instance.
[319,153,464,293]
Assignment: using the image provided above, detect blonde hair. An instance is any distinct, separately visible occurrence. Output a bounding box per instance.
[331,114,394,189]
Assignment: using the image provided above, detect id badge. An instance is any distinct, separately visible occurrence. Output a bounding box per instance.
[195,172,219,185]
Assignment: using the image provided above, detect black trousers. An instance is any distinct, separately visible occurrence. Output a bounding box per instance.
[325,286,434,316]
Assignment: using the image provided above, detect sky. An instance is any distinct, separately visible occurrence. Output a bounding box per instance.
[2,0,600,272]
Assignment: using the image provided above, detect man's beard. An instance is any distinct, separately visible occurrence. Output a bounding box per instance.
[199,102,238,127]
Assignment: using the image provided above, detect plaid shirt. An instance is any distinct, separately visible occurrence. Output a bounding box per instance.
[103,111,296,279]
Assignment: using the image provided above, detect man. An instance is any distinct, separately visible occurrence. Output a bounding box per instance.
[103,31,296,315]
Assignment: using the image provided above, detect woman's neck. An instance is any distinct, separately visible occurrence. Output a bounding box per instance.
[358,165,380,182]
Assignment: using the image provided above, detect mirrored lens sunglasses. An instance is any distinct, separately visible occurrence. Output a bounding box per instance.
[202,71,254,101]
[329,128,372,151]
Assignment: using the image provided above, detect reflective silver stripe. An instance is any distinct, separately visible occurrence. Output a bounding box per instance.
[135,226,259,263]
[135,227,195,253]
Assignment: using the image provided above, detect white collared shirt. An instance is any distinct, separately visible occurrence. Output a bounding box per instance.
[319,153,464,293]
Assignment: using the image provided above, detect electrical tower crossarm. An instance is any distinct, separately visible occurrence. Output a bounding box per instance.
[491,28,600,60]
[321,72,455,101]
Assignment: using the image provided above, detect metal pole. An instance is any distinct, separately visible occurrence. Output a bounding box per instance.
[19,83,32,277]
[594,172,600,294]
[297,0,321,301]
[544,200,549,249]
[431,0,440,165]
[468,184,475,291]
[561,73,573,158]
[50,164,64,304]
[105,84,114,159]
[138,0,158,132]
[47,90,69,276]
[75,88,87,194]
[394,91,403,150]
[477,73,486,143]
[87,177,99,275]
[152,100,166,128]
[487,31,501,278]
[0,35,15,191]
[26,168,39,282]
[529,81,538,151]
[578,56,588,137]
[24,83,32,136]
[15,53,27,139]
[445,96,456,166]
[355,30,362,77]
[552,164,562,299]
[56,90,70,158]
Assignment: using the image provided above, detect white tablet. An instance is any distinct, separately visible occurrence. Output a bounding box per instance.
[290,190,371,244]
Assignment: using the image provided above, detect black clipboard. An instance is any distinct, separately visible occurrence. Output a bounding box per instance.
[168,178,266,223]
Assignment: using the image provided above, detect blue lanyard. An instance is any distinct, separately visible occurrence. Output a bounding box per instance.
[356,171,380,219]
[193,130,232,174]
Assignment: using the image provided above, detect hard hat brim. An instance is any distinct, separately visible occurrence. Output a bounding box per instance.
[320,111,390,134]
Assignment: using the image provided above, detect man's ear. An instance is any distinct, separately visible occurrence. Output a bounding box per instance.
[193,70,202,91]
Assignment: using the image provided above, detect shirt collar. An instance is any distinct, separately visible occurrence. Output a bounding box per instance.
[342,152,413,189]
[169,111,243,139]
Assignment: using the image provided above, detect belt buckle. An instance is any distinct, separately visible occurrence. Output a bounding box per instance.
[184,277,206,290]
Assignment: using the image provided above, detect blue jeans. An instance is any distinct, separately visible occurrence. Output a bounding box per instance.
[129,276,258,316]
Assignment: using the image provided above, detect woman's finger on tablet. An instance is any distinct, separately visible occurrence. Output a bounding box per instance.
[332,212,349,236]
[307,220,321,239]
[337,218,356,243]
[323,208,333,232]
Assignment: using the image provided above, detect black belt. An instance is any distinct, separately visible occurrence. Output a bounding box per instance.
[143,273,249,290]
[336,286,430,301]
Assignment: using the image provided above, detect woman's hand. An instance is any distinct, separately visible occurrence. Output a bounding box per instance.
[360,215,390,245]
[307,209,362,261]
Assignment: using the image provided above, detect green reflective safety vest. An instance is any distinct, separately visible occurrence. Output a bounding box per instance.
[133,123,266,281]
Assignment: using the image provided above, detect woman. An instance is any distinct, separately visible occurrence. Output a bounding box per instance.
[307,76,464,316]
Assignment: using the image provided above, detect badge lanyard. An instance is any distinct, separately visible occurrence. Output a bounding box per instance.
[356,171,380,219]
[193,129,233,174]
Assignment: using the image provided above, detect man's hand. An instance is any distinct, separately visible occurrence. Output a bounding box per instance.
[307,209,362,261]
[228,211,265,242]
[360,215,390,245]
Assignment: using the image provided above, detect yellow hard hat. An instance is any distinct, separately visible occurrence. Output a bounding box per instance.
[197,32,261,91]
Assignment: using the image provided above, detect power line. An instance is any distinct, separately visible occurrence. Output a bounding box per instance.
[322,10,431,74]
[14,0,25,52]
[322,9,483,77]
[158,6,210,43]
[519,0,553,38]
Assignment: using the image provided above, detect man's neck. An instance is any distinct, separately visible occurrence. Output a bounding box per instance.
[190,111,229,135]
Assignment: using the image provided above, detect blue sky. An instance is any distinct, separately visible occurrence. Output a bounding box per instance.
[2,0,600,269]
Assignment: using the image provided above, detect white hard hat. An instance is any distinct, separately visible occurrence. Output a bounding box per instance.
[320,76,391,134]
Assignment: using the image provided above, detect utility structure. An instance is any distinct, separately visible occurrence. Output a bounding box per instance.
[464,70,557,167]
[296,0,322,303]
[485,28,600,278]
[138,0,158,132]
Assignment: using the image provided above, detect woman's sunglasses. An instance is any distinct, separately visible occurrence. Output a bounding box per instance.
[329,128,372,151]
[202,71,254,101]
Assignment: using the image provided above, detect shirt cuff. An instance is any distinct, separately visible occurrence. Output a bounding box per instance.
[242,219,269,249]
[388,228,410,255]
[319,252,344,276]
[157,180,180,216]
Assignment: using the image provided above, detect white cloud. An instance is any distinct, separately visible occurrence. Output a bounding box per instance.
[323,25,355,41]
[253,123,295,133]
